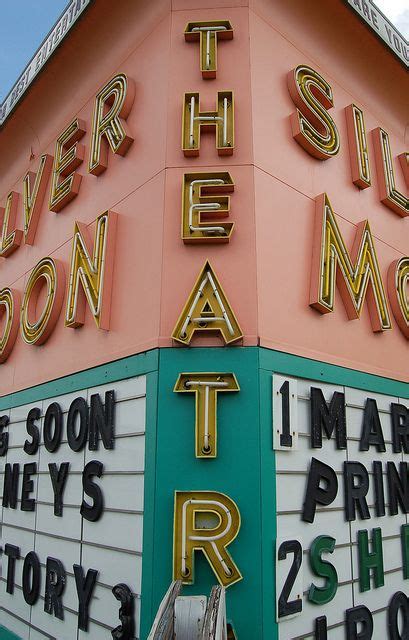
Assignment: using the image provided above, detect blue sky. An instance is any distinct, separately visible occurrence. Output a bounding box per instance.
[0,1,407,104]
[376,0,409,37]
[0,0,68,101]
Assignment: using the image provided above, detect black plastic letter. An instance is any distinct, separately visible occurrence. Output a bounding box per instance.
[360,398,385,452]
[24,407,41,455]
[73,564,98,631]
[48,462,70,517]
[346,605,373,639]
[0,414,9,456]
[277,539,303,618]
[302,458,338,523]
[89,390,115,451]
[23,551,41,605]
[43,402,63,453]
[279,381,292,447]
[80,460,104,522]
[2,463,19,508]
[4,544,20,594]
[388,591,409,640]
[112,583,135,640]
[315,616,328,640]
[344,462,370,521]
[391,403,409,454]
[21,462,37,512]
[387,462,409,516]
[67,397,88,452]
[44,557,66,620]
[373,461,385,517]
[310,387,346,449]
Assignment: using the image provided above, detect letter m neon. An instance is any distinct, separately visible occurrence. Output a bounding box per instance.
[310,193,391,332]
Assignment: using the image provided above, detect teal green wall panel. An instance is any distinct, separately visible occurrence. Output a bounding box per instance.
[0,626,20,639]
[260,348,409,399]
[259,367,278,640]
[150,346,266,639]
[0,349,159,410]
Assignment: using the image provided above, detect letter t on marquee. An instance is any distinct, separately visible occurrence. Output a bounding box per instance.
[174,373,239,458]
[184,20,233,79]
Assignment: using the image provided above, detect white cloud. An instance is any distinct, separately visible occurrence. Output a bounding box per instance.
[395,9,409,38]
[374,0,409,37]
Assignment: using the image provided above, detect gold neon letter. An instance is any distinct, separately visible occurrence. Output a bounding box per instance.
[65,210,117,330]
[174,373,239,457]
[173,491,242,587]
[399,152,408,187]
[184,20,233,79]
[0,192,22,257]
[172,260,242,345]
[310,193,391,332]
[388,258,409,339]
[182,91,234,156]
[21,258,65,345]
[0,289,20,363]
[287,65,340,160]
[373,128,408,217]
[88,74,135,176]
[345,104,371,189]
[23,154,52,244]
[49,118,86,212]
[182,172,234,243]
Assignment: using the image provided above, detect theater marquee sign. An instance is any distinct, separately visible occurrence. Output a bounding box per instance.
[0,54,406,366]
[0,11,407,640]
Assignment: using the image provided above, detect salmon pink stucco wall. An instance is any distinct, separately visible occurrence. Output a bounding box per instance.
[249,0,408,381]
[0,0,172,394]
[0,0,406,396]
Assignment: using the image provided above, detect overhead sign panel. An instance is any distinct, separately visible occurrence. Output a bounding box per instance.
[346,0,408,67]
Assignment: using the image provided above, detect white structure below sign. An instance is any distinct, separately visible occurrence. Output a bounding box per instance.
[274,374,409,639]
[0,374,146,639]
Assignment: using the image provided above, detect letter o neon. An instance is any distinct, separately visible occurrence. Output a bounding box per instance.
[21,257,64,345]
[0,288,20,363]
